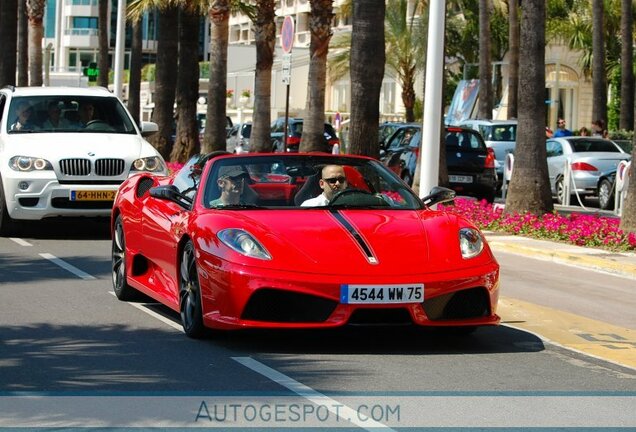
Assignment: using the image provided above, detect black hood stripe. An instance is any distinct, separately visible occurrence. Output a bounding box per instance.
[329,210,378,265]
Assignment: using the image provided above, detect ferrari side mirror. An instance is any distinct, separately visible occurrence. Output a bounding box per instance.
[149,184,192,209]
[422,186,455,206]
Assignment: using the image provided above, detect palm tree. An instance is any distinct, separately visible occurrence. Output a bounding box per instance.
[477,0,492,119]
[98,0,109,88]
[299,0,335,152]
[26,0,46,87]
[127,18,143,125]
[504,0,552,215]
[17,0,28,86]
[619,146,636,233]
[203,0,231,153]
[591,0,607,126]
[619,0,633,131]
[347,0,385,157]
[0,0,18,87]
[249,0,276,153]
[329,0,423,125]
[506,0,519,119]
[170,8,201,162]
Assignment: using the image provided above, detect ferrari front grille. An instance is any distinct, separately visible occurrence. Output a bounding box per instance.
[95,159,125,176]
[242,289,337,323]
[348,308,412,325]
[60,158,91,176]
[423,287,490,321]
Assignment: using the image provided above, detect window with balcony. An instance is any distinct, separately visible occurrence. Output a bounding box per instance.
[72,16,98,29]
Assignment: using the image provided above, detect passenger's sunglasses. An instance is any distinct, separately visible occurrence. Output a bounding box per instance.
[323,176,346,185]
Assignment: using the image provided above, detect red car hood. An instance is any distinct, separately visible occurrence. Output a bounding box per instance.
[198,209,479,277]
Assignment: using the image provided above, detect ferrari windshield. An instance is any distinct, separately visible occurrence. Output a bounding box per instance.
[6,95,137,134]
[199,154,424,210]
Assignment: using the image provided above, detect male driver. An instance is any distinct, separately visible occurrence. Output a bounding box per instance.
[553,118,573,137]
[301,165,348,207]
[209,167,246,206]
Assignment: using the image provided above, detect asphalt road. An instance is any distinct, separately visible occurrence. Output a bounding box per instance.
[0,218,634,428]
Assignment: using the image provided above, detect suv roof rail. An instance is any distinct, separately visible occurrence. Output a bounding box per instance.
[2,85,16,92]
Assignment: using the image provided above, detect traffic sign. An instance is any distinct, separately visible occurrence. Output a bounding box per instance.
[280,16,295,54]
[281,53,292,85]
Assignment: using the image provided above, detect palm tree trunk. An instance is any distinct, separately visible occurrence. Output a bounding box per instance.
[171,8,200,163]
[507,0,519,119]
[347,0,385,157]
[250,0,276,153]
[26,0,45,87]
[17,0,28,86]
[478,0,492,119]
[300,0,334,152]
[0,0,18,87]
[591,0,607,125]
[149,4,179,160]
[97,0,109,88]
[203,0,230,153]
[127,18,142,125]
[619,142,636,233]
[504,0,552,215]
[619,0,633,131]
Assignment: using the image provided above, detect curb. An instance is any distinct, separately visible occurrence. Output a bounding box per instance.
[487,241,636,280]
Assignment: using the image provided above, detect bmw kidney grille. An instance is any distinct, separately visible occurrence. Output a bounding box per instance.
[59,158,125,176]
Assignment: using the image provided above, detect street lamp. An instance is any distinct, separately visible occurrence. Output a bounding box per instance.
[419,0,446,199]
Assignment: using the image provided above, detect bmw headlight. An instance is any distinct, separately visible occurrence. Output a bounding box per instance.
[131,156,165,173]
[218,229,272,260]
[9,156,53,172]
[459,227,484,259]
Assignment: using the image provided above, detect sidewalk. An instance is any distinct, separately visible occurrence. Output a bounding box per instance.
[484,231,636,280]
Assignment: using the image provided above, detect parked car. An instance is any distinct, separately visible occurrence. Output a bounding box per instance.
[0,86,166,236]
[545,136,631,205]
[458,119,518,190]
[270,117,339,152]
[378,121,404,148]
[226,122,252,153]
[380,124,497,202]
[111,151,500,338]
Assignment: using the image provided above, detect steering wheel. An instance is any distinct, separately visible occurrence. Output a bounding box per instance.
[85,119,112,131]
[329,188,373,206]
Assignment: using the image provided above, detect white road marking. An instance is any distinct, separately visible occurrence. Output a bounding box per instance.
[10,238,32,247]
[108,291,183,332]
[232,356,395,431]
[39,253,96,280]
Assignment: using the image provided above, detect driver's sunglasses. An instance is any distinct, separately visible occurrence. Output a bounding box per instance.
[323,176,346,185]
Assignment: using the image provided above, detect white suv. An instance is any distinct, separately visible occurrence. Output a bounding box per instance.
[0,86,166,235]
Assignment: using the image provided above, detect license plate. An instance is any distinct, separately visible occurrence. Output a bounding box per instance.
[70,190,117,201]
[449,175,473,184]
[340,284,424,304]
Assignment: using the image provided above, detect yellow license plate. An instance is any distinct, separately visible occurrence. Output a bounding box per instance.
[70,190,117,201]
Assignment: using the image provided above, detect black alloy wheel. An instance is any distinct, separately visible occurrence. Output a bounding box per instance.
[179,241,206,338]
[112,216,137,300]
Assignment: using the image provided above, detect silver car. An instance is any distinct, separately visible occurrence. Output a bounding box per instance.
[546,137,631,204]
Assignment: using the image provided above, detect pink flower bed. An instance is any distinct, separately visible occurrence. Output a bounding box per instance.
[439,198,636,252]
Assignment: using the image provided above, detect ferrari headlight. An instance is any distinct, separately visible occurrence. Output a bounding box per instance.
[131,156,165,173]
[459,227,484,259]
[218,229,272,260]
[9,156,53,172]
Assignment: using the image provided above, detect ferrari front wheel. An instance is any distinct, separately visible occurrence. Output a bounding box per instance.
[179,241,206,338]
[112,215,137,300]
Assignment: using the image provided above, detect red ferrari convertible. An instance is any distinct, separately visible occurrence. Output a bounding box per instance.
[111,152,500,338]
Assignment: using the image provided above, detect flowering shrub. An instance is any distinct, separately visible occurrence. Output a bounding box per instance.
[226,89,234,98]
[241,89,251,98]
[166,162,184,174]
[439,198,636,252]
